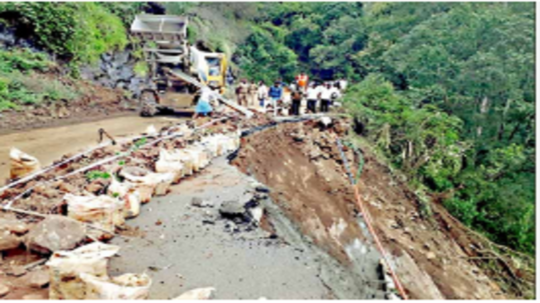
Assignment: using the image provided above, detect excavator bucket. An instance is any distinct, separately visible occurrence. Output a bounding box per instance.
[130,15,188,42]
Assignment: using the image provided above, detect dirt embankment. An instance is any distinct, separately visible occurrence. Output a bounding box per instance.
[0,74,135,135]
[232,120,505,300]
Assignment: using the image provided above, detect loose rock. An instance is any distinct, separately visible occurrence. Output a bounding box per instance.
[22,293,47,300]
[219,200,245,217]
[173,287,216,300]
[8,265,26,277]
[25,215,86,254]
[191,197,214,208]
[0,215,29,235]
[29,270,50,288]
[0,283,9,297]
[0,231,21,251]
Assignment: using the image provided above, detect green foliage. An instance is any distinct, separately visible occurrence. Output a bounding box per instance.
[232,2,534,254]
[236,24,298,83]
[0,50,81,111]
[86,170,111,181]
[133,138,147,149]
[0,2,129,63]
[133,61,148,77]
[0,49,51,73]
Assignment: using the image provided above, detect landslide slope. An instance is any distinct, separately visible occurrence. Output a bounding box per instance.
[233,120,505,299]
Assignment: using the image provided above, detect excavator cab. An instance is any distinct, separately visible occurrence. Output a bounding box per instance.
[190,47,227,95]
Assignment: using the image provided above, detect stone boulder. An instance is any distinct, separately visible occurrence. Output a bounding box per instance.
[25,215,86,254]
[0,230,21,252]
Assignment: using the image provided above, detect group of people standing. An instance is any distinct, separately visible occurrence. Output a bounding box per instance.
[194,72,347,119]
[236,73,347,116]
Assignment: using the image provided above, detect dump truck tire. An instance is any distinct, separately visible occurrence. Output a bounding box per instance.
[139,90,159,117]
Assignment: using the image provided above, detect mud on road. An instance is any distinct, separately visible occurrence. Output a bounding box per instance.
[0,115,182,183]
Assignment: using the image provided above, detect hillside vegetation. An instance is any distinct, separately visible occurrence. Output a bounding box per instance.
[0,2,534,258]
[173,2,535,257]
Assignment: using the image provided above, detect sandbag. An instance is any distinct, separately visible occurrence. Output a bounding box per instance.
[168,150,195,177]
[81,273,151,300]
[46,242,120,300]
[145,124,158,136]
[121,170,155,203]
[107,179,141,218]
[155,149,185,184]
[9,147,41,179]
[66,194,124,238]
[151,172,175,196]
[123,171,175,199]
[186,144,211,170]
[173,287,216,300]
[201,136,221,157]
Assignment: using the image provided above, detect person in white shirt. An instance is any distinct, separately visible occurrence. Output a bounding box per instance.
[257,81,268,108]
[330,83,341,106]
[319,83,334,113]
[305,83,320,113]
[193,86,216,119]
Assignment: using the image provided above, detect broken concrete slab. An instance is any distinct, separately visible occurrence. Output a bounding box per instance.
[25,215,86,254]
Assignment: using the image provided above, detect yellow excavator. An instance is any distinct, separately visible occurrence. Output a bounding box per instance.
[130,14,228,116]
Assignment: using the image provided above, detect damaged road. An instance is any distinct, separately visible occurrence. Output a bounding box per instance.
[109,156,340,299]
[0,112,509,300]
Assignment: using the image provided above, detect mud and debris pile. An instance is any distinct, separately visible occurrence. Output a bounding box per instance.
[232,119,508,300]
[0,112,511,300]
[0,112,273,299]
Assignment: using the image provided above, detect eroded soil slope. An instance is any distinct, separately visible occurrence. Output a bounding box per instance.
[0,74,134,135]
[233,120,505,299]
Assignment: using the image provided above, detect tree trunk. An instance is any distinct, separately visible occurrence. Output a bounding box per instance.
[476,96,489,138]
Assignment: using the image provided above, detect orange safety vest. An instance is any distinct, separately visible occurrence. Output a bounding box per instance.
[297,74,308,88]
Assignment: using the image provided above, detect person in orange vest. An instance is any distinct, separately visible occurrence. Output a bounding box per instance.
[295,72,309,93]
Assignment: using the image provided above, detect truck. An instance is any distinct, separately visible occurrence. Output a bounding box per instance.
[130,14,228,117]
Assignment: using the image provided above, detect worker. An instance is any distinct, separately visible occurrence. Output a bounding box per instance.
[257,81,268,108]
[248,81,258,108]
[268,81,283,116]
[236,79,249,106]
[305,83,319,114]
[319,83,333,113]
[226,67,234,87]
[330,82,342,106]
[290,88,303,116]
[296,72,309,92]
[193,86,215,119]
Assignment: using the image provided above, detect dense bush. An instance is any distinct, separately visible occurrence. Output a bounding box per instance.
[0,50,79,111]
[0,2,130,63]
